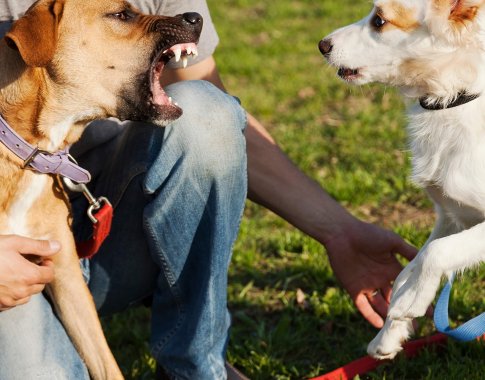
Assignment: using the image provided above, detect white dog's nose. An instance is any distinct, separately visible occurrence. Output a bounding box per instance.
[318,39,333,57]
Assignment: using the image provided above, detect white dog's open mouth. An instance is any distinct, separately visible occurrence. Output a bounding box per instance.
[150,42,199,111]
[337,66,362,81]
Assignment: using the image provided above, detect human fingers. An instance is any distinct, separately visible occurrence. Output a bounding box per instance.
[382,285,393,304]
[40,259,55,269]
[0,295,32,311]
[26,283,47,296]
[392,238,418,262]
[366,290,389,319]
[354,293,384,328]
[0,281,47,310]
[13,295,32,306]
[10,236,61,257]
[28,263,55,285]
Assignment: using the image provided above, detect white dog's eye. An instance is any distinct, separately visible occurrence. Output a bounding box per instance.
[371,14,387,29]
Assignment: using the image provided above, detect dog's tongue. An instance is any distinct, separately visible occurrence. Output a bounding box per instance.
[150,43,198,107]
[151,61,170,106]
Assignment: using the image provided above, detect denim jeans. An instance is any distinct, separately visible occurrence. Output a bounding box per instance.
[0,80,248,379]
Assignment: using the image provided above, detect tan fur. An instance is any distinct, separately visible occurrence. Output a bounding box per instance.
[450,5,479,24]
[376,2,420,32]
[433,0,485,25]
[398,54,479,96]
[0,0,201,378]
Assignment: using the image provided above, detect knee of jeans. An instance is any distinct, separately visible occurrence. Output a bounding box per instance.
[166,80,247,178]
[0,295,89,379]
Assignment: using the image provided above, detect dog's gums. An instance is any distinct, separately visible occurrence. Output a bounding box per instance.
[150,42,199,110]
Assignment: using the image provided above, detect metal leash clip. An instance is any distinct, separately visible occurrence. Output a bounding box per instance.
[62,177,111,224]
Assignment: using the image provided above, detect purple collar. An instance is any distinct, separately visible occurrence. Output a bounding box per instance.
[0,114,91,183]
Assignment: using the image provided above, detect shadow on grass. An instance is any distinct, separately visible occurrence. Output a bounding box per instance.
[100,263,484,380]
[226,264,485,380]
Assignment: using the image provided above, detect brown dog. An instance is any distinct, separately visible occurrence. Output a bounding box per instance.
[0,0,202,378]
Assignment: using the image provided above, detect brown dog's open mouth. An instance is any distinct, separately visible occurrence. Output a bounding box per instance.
[150,42,198,111]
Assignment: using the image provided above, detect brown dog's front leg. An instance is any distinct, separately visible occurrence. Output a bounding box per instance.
[46,237,123,380]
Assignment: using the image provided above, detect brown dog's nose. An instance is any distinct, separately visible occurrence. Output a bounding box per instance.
[318,39,333,57]
[183,12,202,25]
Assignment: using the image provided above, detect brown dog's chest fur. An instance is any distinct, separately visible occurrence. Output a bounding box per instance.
[0,26,122,379]
[0,46,74,239]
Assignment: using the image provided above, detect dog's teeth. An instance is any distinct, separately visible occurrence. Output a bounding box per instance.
[168,97,173,103]
[174,47,182,62]
[174,101,179,106]
[187,46,192,55]
[182,56,188,68]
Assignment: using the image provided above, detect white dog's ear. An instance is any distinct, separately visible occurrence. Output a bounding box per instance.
[449,0,481,23]
[427,0,483,42]
[450,0,461,12]
[5,0,64,67]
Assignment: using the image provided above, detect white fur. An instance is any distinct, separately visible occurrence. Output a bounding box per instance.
[7,173,48,236]
[322,0,485,359]
[46,117,74,151]
[6,116,80,236]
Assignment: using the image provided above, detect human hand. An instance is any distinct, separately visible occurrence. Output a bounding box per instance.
[0,235,59,310]
[324,219,417,328]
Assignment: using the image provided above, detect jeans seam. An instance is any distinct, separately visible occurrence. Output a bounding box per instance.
[142,214,186,360]
[110,165,148,209]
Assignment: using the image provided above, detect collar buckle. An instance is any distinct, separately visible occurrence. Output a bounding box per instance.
[22,146,49,169]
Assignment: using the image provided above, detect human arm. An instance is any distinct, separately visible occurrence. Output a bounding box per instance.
[0,235,58,310]
[162,58,417,328]
[244,113,417,328]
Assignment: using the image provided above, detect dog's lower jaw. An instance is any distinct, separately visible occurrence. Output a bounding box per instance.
[152,117,179,127]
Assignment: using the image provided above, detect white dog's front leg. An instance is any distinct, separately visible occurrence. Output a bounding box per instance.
[391,203,458,296]
[391,221,485,319]
[368,220,485,359]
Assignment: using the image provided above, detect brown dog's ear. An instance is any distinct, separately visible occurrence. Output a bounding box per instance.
[4,0,64,67]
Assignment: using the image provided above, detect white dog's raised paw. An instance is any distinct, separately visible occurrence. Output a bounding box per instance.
[367,319,412,360]
[367,346,401,360]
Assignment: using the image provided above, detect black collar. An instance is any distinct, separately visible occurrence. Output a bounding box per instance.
[419,92,480,110]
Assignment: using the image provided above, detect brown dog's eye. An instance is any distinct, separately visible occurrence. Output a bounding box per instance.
[110,11,133,21]
[371,14,387,29]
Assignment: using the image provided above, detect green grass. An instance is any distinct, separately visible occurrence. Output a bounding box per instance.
[103,0,485,378]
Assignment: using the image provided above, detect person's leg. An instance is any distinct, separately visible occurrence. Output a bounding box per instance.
[0,294,89,380]
[74,80,247,379]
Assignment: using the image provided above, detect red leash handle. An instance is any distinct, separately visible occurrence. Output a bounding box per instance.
[310,333,485,380]
[62,177,113,259]
[76,202,113,259]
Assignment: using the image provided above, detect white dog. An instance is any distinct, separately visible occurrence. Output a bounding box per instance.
[320,0,485,360]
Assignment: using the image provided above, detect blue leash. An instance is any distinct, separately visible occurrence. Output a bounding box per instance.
[434,274,485,341]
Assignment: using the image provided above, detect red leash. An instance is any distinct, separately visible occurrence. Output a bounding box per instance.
[309,333,485,380]
[76,200,113,259]
[63,177,113,259]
